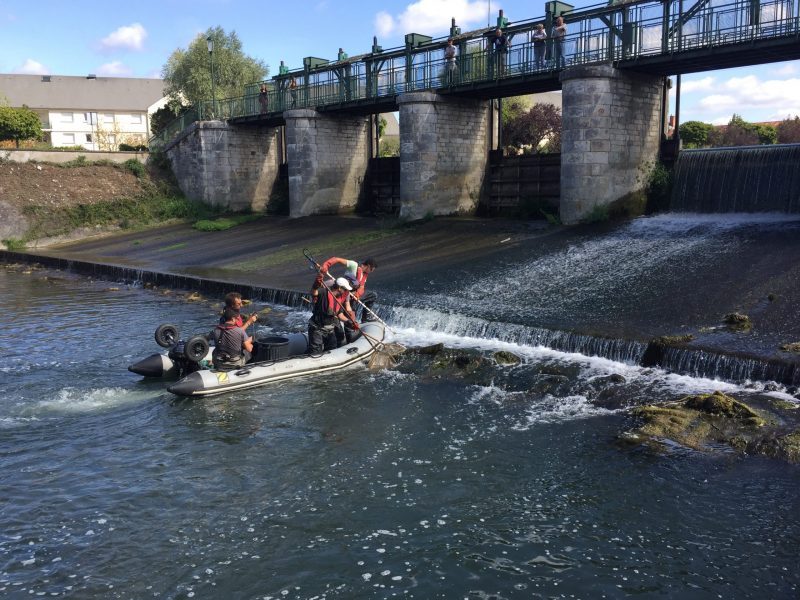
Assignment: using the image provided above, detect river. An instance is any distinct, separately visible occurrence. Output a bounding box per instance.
[1,261,799,599]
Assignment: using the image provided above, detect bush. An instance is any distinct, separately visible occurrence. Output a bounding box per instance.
[2,238,26,251]
[192,214,260,231]
[119,143,148,151]
[123,159,146,178]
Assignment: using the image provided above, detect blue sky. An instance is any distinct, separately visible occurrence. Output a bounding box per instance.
[1,0,798,124]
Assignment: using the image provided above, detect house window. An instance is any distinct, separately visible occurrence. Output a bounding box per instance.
[86,134,93,142]
[108,135,116,146]
[61,112,74,123]
[130,114,143,124]
[62,133,75,145]
[103,113,114,123]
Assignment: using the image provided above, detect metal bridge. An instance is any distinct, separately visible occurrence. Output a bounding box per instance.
[153,0,800,146]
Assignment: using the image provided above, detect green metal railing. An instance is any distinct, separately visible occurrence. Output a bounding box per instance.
[151,0,800,148]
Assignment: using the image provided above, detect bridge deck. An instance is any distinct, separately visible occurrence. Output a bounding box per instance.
[153,0,800,145]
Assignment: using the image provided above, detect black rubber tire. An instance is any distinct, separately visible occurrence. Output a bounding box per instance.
[184,335,210,363]
[155,324,180,348]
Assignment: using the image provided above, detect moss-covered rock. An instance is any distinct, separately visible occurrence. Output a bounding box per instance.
[723,312,752,330]
[493,350,521,365]
[621,392,800,462]
[779,342,800,354]
[652,334,695,345]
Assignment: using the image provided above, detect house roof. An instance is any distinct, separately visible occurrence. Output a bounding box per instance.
[0,74,166,112]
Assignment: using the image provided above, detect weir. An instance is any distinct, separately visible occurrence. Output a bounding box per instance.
[670,144,800,213]
[4,249,797,387]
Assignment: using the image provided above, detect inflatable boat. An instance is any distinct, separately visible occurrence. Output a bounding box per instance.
[167,320,385,397]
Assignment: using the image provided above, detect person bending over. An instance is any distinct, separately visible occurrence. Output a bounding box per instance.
[308,275,356,354]
[319,256,378,321]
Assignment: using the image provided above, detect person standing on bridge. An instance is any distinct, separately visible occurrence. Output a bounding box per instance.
[552,16,567,69]
[444,38,457,85]
[258,84,268,114]
[533,23,547,71]
[288,76,298,108]
[492,28,510,77]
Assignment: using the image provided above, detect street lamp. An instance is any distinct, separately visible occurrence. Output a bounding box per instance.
[207,35,216,118]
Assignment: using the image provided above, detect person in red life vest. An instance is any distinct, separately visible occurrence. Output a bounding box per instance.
[212,307,254,370]
[319,256,378,321]
[219,291,258,330]
[307,275,356,355]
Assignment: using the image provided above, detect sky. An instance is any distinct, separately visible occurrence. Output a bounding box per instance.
[1,0,798,125]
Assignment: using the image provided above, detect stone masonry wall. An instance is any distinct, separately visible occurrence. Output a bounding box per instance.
[166,120,281,212]
[560,65,664,224]
[284,109,370,218]
[398,92,491,221]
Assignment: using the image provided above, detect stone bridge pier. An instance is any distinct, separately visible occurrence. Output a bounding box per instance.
[166,120,282,212]
[560,65,665,224]
[398,92,494,221]
[284,109,371,218]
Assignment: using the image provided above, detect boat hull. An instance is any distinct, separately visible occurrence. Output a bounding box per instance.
[167,321,385,397]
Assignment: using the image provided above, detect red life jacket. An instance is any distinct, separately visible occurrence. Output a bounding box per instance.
[355,266,368,299]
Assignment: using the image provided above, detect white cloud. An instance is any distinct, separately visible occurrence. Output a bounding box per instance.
[374,0,488,38]
[680,76,714,93]
[375,11,393,37]
[97,61,133,76]
[13,59,49,75]
[774,63,797,77]
[688,74,800,121]
[99,23,147,51]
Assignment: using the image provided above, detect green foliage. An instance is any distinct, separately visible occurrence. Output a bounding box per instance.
[379,138,399,157]
[541,210,561,225]
[646,161,673,212]
[679,121,714,148]
[61,155,88,167]
[162,26,268,108]
[378,116,387,138]
[192,214,261,231]
[501,96,529,125]
[0,105,43,148]
[119,143,148,151]
[752,123,777,145]
[503,103,562,154]
[2,238,26,251]
[150,100,191,137]
[777,116,800,143]
[123,159,146,178]
[582,204,609,224]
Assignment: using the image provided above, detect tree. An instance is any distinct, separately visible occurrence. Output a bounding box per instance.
[503,102,562,154]
[678,120,714,148]
[777,116,800,143]
[162,26,268,108]
[501,96,529,125]
[0,104,42,148]
[150,100,191,137]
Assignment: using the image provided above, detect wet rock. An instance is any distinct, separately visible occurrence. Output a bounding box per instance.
[619,391,800,463]
[185,291,202,302]
[652,334,695,345]
[770,399,799,411]
[527,374,571,396]
[763,382,780,392]
[410,343,444,356]
[593,387,626,410]
[779,342,800,354]
[493,350,521,365]
[723,312,752,331]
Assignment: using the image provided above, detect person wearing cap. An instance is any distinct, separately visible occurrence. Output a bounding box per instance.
[219,291,257,330]
[308,274,356,354]
[319,256,378,322]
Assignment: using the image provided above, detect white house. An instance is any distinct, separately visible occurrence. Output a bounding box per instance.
[0,74,167,150]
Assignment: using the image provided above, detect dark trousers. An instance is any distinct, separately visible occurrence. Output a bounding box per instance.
[308,321,337,354]
[358,291,378,322]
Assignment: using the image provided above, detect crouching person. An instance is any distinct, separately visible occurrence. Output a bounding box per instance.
[212,307,254,370]
[308,275,355,355]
